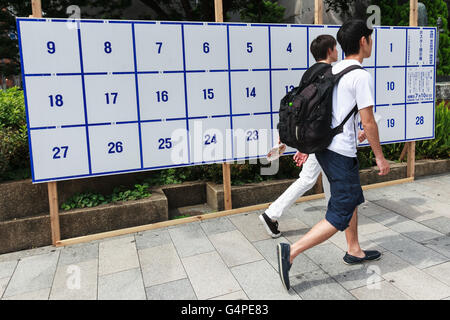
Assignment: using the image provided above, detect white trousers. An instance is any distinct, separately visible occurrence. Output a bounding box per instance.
[265,154,331,220]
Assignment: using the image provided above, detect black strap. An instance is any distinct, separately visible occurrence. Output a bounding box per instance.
[331,105,358,136]
[333,65,364,84]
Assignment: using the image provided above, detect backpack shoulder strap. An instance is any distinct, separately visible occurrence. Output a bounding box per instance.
[331,105,358,136]
[332,65,364,84]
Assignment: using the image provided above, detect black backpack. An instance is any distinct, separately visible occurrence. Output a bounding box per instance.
[277,64,363,154]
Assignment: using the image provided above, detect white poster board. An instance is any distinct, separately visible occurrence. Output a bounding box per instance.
[16,18,436,183]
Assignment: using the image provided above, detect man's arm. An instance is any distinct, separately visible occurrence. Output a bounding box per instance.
[359,106,390,175]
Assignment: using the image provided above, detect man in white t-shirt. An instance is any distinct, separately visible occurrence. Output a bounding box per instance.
[277,19,390,291]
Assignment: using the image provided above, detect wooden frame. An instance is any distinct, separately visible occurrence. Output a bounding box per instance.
[25,0,419,248]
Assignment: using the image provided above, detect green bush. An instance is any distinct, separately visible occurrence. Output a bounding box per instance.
[0,87,30,181]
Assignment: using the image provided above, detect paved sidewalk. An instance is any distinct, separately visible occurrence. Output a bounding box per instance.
[1,173,449,300]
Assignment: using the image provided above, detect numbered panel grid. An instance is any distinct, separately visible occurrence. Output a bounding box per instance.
[16,18,436,183]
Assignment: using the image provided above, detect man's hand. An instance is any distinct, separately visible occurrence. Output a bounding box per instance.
[293,151,309,167]
[375,156,390,176]
[358,130,367,143]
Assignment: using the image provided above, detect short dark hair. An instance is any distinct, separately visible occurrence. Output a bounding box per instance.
[337,19,373,56]
[310,34,337,61]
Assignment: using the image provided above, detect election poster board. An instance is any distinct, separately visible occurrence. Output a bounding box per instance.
[16,18,436,183]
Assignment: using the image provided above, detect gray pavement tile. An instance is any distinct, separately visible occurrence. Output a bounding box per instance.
[330,263,384,291]
[277,218,310,239]
[420,217,450,235]
[98,236,140,276]
[2,288,50,300]
[421,236,450,258]
[0,260,18,279]
[229,212,272,242]
[135,228,172,251]
[230,260,300,300]
[423,262,450,287]
[373,252,450,300]
[209,290,249,300]
[290,269,355,300]
[146,278,197,300]
[59,242,98,266]
[278,202,312,221]
[294,205,327,228]
[349,280,412,300]
[208,230,263,267]
[0,277,9,298]
[49,259,97,300]
[139,243,186,287]
[200,217,236,236]
[387,220,445,243]
[98,267,146,300]
[0,246,62,264]
[368,210,411,228]
[327,230,387,254]
[303,243,362,275]
[357,215,390,235]
[253,237,320,277]
[364,229,449,269]
[169,222,215,258]
[358,201,397,218]
[182,251,241,300]
[3,251,59,298]
[373,198,442,223]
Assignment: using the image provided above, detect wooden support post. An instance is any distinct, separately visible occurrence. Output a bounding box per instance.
[48,182,61,244]
[406,0,418,178]
[214,0,232,210]
[31,0,42,18]
[29,0,61,245]
[315,0,323,25]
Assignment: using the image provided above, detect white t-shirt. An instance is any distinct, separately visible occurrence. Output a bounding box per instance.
[328,59,375,158]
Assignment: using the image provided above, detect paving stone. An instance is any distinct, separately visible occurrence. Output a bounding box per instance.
[277,218,310,240]
[293,205,327,228]
[169,222,215,258]
[229,212,272,242]
[357,215,390,235]
[230,260,300,300]
[0,277,9,298]
[0,260,17,279]
[358,201,396,218]
[49,259,97,300]
[200,217,236,236]
[253,237,320,277]
[139,243,186,287]
[3,251,59,298]
[387,220,444,243]
[421,236,450,258]
[135,228,172,251]
[373,198,441,223]
[364,229,449,269]
[372,252,450,300]
[278,202,313,221]
[303,243,362,275]
[146,278,196,300]
[98,268,146,300]
[349,280,412,300]
[368,210,411,228]
[290,269,355,300]
[59,242,98,266]
[208,230,263,267]
[209,290,249,300]
[423,262,450,286]
[98,236,139,276]
[0,246,62,264]
[182,251,241,300]
[420,217,450,235]
[330,263,384,291]
[2,288,50,300]
[328,231,387,254]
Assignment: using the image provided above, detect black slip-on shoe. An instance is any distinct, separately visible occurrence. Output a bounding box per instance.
[259,212,281,238]
[277,243,292,291]
[343,250,382,265]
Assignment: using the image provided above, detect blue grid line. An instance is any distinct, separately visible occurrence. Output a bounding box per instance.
[77,21,93,175]
[268,26,274,145]
[404,29,408,140]
[226,25,234,159]
[181,24,191,164]
[131,22,144,169]
[24,73,52,77]
[30,126,57,131]
[375,27,377,112]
